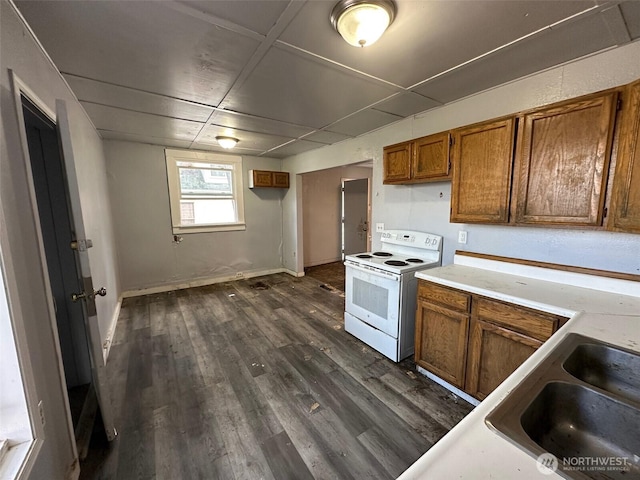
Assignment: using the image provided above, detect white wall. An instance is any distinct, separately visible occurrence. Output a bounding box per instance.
[0,1,121,477]
[302,165,372,267]
[104,140,286,293]
[283,41,640,276]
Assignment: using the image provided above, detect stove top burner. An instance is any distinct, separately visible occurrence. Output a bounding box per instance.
[373,251,393,257]
[406,258,424,263]
[385,260,409,266]
[356,254,373,259]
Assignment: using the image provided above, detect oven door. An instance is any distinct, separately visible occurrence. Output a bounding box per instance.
[345,262,401,337]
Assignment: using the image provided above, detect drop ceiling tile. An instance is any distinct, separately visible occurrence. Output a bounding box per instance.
[65,75,214,122]
[326,109,403,137]
[620,0,640,39]
[413,11,617,104]
[83,103,203,140]
[181,1,290,35]
[209,110,314,138]
[373,92,441,117]
[302,130,353,145]
[199,124,293,151]
[278,0,596,88]
[220,45,398,129]
[16,1,260,104]
[266,140,327,158]
[99,130,193,149]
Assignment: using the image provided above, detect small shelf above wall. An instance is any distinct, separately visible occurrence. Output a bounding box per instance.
[248,170,289,189]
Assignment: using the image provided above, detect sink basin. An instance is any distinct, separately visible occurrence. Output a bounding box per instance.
[521,382,640,478]
[486,334,640,479]
[563,343,640,405]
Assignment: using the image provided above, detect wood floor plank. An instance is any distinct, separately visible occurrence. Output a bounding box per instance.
[261,431,315,480]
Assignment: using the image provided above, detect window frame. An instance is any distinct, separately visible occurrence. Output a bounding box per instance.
[165,149,246,234]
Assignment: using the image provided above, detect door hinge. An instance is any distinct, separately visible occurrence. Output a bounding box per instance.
[603,207,608,218]
[617,98,622,111]
[449,136,454,146]
[70,239,93,251]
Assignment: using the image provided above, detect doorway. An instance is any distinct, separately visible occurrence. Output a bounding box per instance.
[22,96,92,428]
[341,177,369,258]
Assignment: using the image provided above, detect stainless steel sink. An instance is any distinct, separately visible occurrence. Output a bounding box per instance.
[563,342,640,405]
[486,334,640,479]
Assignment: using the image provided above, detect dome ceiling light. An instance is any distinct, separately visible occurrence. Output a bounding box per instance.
[330,0,396,48]
[216,136,239,149]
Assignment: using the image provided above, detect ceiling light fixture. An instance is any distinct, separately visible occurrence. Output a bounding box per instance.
[330,0,396,48]
[215,136,239,149]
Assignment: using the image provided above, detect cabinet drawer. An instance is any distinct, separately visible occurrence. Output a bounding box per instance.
[418,281,470,313]
[473,297,560,342]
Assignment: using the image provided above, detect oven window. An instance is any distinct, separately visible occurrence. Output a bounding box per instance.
[353,278,389,319]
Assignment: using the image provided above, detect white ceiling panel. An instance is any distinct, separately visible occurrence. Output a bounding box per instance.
[278,1,597,88]
[302,130,353,145]
[65,75,214,122]
[220,45,398,128]
[266,139,328,158]
[16,1,260,104]
[180,0,290,35]
[83,103,203,140]
[326,109,403,137]
[198,124,294,151]
[209,110,314,138]
[372,92,441,117]
[99,130,194,149]
[413,11,617,104]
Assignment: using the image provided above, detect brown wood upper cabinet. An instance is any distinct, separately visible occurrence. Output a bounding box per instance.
[609,79,640,232]
[383,132,451,184]
[513,92,618,226]
[450,117,516,224]
[248,170,289,189]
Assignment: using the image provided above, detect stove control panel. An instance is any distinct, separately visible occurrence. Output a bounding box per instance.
[381,230,442,250]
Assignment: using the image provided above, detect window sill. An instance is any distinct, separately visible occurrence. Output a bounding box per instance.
[0,439,37,480]
[172,223,246,234]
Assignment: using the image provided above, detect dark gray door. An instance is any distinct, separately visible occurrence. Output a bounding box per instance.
[342,178,369,258]
[22,96,92,388]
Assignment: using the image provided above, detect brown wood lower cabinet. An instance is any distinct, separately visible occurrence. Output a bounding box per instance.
[415,280,566,400]
[415,302,469,388]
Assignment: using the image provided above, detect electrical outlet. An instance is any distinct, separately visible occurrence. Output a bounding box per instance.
[235,272,244,278]
[458,231,468,244]
[376,223,385,232]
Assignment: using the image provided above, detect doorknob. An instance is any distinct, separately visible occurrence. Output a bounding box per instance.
[71,287,107,303]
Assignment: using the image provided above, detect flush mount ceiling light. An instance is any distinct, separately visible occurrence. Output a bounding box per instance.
[215,136,239,149]
[330,0,396,47]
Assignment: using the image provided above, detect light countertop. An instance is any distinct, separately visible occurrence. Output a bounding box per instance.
[399,256,640,479]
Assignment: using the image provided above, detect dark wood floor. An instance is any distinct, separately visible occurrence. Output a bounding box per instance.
[305,261,345,292]
[81,273,472,479]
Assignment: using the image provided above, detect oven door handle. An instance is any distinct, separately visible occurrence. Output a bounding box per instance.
[345,262,400,281]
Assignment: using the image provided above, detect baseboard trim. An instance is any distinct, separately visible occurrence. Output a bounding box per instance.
[283,268,305,277]
[121,268,290,298]
[416,366,480,407]
[102,297,121,363]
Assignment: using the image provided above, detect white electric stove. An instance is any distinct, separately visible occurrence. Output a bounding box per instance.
[344,230,443,362]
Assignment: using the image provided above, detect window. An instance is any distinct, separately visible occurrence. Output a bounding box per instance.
[165,149,245,233]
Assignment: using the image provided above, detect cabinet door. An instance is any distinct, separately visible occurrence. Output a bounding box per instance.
[513,92,618,226]
[383,141,412,184]
[412,132,451,181]
[451,117,516,223]
[465,318,542,400]
[610,80,640,232]
[252,170,273,187]
[415,300,469,389]
[272,172,289,188]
